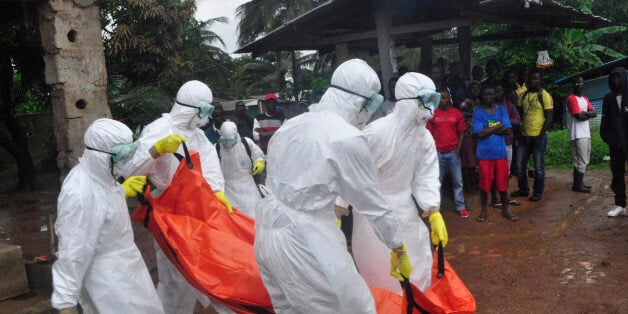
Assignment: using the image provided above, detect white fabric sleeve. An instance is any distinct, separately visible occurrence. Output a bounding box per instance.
[252,118,260,141]
[332,136,403,249]
[122,121,165,178]
[411,134,441,216]
[245,137,265,162]
[51,191,106,309]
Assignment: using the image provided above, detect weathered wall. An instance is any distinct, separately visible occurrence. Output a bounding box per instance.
[38,0,110,174]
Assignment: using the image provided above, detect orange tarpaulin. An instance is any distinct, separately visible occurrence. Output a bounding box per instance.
[131,147,272,313]
[132,146,475,314]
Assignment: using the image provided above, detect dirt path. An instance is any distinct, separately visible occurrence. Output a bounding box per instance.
[0,168,625,313]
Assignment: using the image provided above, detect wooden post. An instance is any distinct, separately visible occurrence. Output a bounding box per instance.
[458,26,472,81]
[38,0,111,175]
[374,5,396,100]
[420,37,433,73]
[334,42,350,69]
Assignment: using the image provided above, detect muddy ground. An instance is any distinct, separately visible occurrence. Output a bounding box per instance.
[0,168,626,313]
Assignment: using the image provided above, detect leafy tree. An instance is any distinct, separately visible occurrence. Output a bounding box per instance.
[0,22,48,191]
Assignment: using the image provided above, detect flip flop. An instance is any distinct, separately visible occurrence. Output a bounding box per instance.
[492,203,502,209]
[508,200,521,206]
[502,211,518,221]
[476,213,486,222]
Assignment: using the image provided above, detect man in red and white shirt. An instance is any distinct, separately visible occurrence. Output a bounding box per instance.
[566,76,597,193]
[254,93,285,153]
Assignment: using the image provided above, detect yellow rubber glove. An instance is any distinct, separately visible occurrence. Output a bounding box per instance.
[252,160,265,175]
[215,191,233,214]
[121,176,147,198]
[336,219,342,228]
[390,243,412,281]
[154,134,186,154]
[429,211,448,248]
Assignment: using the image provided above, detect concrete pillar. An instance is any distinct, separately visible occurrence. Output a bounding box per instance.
[38,0,110,174]
[457,26,472,81]
[334,42,350,68]
[374,5,396,100]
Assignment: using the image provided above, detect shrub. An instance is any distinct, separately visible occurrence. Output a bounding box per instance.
[544,127,609,169]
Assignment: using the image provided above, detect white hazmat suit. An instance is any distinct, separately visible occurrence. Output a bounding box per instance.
[52,118,163,313]
[351,72,442,294]
[254,59,403,313]
[217,121,264,217]
[123,81,231,314]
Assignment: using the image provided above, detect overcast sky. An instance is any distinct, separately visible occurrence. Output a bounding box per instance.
[195,0,249,55]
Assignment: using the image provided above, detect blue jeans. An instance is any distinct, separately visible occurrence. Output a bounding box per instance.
[438,151,465,211]
[516,134,547,196]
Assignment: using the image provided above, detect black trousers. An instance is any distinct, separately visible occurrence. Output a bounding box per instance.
[609,147,626,207]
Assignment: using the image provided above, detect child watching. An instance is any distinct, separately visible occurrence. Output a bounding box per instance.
[473,87,518,222]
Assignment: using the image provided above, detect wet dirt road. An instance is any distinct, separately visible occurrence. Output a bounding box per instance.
[0,168,625,313]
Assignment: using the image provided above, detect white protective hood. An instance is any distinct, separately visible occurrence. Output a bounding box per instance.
[171,80,213,129]
[254,59,402,313]
[52,119,163,312]
[218,121,264,217]
[352,72,441,294]
[312,59,381,125]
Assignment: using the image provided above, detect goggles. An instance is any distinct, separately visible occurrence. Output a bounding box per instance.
[176,100,215,118]
[330,85,384,115]
[398,88,441,114]
[86,142,138,167]
[219,134,238,147]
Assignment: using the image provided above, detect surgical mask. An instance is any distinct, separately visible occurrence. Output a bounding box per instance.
[86,142,138,179]
[398,88,441,125]
[219,134,238,147]
[330,85,384,125]
[190,115,210,128]
[176,100,215,118]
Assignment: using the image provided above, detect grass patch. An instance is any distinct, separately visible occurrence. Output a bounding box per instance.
[545,127,609,169]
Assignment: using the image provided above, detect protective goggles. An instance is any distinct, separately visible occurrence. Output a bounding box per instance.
[219,134,238,147]
[86,142,138,167]
[330,85,384,114]
[176,100,215,118]
[398,88,441,114]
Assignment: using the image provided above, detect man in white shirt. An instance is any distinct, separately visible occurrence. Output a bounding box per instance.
[566,75,596,193]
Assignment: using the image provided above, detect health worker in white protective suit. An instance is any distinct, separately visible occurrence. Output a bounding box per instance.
[254,59,413,313]
[52,118,164,314]
[216,121,265,217]
[123,80,234,314]
[341,72,449,295]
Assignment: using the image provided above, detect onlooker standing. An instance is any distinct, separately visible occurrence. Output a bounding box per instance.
[601,67,628,217]
[448,61,467,107]
[458,81,481,194]
[482,59,500,89]
[369,76,398,122]
[566,76,597,193]
[473,87,517,222]
[427,88,469,218]
[203,101,225,144]
[466,65,484,89]
[253,93,285,153]
[511,70,553,202]
[233,100,254,139]
[428,65,447,91]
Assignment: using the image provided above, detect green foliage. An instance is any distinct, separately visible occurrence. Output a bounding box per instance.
[107,75,172,130]
[544,128,609,169]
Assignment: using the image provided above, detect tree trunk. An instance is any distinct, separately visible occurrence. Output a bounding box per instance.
[0,51,41,192]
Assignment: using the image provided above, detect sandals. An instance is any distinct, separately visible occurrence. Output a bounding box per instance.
[501,210,518,221]
[508,200,521,206]
[476,212,487,222]
[491,202,502,209]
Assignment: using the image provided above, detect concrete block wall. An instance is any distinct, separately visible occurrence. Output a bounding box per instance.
[0,244,29,301]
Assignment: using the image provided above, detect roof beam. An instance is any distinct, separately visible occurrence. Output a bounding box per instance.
[318,18,472,45]
[430,29,551,46]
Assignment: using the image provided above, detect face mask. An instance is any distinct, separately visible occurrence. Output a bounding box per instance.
[176,100,215,118]
[330,85,384,125]
[191,115,210,128]
[219,134,238,147]
[86,142,138,180]
[398,88,441,125]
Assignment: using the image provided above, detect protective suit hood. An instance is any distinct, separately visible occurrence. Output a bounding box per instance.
[82,118,133,184]
[393,72,437,131]
[313,59,381,125]
[169,80,213,129]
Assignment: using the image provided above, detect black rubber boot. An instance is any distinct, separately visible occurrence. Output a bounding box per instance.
[572,169,591,193]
